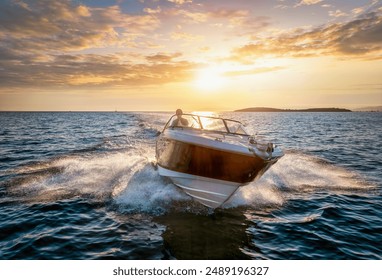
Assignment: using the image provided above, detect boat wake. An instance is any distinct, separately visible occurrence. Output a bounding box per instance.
[2,152,145,202]
[1,149,374,214]
[0,148,193,214]
[227,151,375,209]
[112,163,191,214]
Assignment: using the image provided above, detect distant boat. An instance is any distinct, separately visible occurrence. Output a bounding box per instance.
[155,113,284,208]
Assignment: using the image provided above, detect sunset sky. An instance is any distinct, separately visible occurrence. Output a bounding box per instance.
[0,0,381,111]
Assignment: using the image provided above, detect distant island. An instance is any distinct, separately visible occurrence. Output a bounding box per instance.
[235,107,352,112]
[354,106,382,112]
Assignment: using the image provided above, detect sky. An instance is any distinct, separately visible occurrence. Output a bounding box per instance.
[0,0,381,111]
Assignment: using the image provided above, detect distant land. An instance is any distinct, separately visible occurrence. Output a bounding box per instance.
[354,106,382,112]
[235,107,352,112]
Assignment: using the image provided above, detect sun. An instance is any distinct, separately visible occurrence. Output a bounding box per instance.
[194,67,225,91]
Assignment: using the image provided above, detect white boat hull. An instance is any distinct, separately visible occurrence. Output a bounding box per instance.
[158,165,241,208]
[155,113,283,209]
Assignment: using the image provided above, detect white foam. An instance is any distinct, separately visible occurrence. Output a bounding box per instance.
[227,152,374,208]
[113,163,190,213]
[269,152,374,190]
[7,152,149,202]
[6,149,374,211]
[6,149,190,213]
[226,184,284,209]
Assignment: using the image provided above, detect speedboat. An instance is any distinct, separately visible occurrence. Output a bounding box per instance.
[155,112,284,208]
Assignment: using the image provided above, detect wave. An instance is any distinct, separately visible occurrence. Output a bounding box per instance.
[245,209,325,225]
[1,148,375,213]
[112,163,191,215]
[226,151,375,208]
[2,152,142,203]
[1,149,192,214]
[271,151,375,190]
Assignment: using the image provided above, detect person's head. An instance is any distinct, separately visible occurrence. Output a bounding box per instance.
[176,109,183,116]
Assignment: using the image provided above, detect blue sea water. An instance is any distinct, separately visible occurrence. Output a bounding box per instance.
[0,111,381,259]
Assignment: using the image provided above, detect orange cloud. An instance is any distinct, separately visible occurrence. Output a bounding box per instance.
[223,67,285,77]
[233,11,382,60]
[0,51,197,89]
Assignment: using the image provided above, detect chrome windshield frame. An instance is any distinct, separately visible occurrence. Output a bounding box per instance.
[163,113,249,136]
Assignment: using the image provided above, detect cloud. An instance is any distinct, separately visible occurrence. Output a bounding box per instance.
[171,31,203,42]
[0,52,197,89]
[1,0,380,93]
[0,0,159,54]
[144,7,162,14]
[223,67,285,77]
[0,1,205,90]
[153,4,270,37]
[208,8,249,20]
[352,7,365,15]
[296,0,323,6]
[145,52,182,63]
[233,11,382,60]
[163,9,208,23]
[206,8,271,34]
[329,10,347,18]
[0,0,174,89]
[167,0,192,5]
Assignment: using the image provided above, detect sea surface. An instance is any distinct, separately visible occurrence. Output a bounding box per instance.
[0,111,381,260]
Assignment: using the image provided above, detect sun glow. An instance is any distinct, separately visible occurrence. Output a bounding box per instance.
[194,67,226,91]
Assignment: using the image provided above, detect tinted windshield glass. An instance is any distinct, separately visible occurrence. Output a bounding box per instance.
[199,116,226,132]
[225,119,247,134]
[166,115,201,129]
[165,114,247,134]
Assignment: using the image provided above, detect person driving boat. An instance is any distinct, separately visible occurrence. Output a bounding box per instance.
[171,109,189,127]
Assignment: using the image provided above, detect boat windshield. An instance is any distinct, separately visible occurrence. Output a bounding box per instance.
[225,119,247,134]
[165,114,248,135]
